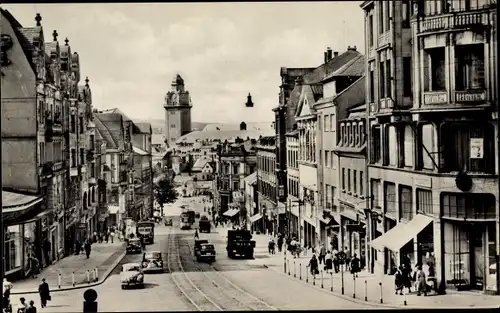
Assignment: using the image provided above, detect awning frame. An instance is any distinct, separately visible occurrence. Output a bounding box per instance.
[249,213,263,223]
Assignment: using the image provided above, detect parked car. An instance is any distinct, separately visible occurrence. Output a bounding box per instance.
[142,251,164,273]
[195,212,201,219]
[126,238,142,254]
[120,263,144,289]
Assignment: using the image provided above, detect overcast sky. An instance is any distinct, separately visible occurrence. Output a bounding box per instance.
[4,2,364,123]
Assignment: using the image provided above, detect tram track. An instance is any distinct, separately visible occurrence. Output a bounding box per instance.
[166,228,277,311]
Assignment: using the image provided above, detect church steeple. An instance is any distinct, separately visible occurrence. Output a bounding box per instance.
[245,93,254,107]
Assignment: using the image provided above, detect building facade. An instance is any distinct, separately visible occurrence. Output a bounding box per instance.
[286,130,301,239]
[255,136,278,235]
[362,0,499,294]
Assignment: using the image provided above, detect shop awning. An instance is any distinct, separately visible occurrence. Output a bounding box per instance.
[223,208,239,217]
[2,191,44,226]
[108,205,120,214]
[23,209,53,224]
[320,215,340,228]
[249,213,263,223]
[369,214,433,252]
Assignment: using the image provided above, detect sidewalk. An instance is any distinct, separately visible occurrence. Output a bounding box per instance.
[11,241,126,294]
[262,249,500,308]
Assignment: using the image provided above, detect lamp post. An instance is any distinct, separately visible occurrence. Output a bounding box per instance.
[292,199,305,246]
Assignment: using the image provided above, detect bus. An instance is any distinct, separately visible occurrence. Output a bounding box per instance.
[136,221,155,244]
[180,212,192,230]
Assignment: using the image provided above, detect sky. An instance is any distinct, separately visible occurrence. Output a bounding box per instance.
[4,2,365,123]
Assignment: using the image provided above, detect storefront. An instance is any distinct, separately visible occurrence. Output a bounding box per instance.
[340,203,367,268]
[318,213,340,251]
[249,212,263,234]
[441,193,497,293]
[303,220,316,249]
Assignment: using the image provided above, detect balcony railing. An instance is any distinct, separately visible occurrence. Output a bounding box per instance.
[418,10,489,35]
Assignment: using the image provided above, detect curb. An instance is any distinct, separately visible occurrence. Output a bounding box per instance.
[11,249,127,295]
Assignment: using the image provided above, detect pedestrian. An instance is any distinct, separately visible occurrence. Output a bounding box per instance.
[277,236,283,253]
[194,229,199,239]
[3,278,13,307]
[38,278,50,308]
[84,240,91,259]
[402,263,413,293]
[17,297,28,313]
[105,230,110,243]
[42,239,51,268]
[268,238,276,255]
[318,243,326,265]
[29,253,40,278]
[324,250,333,273]
[307,254,319,278]
[110,230,115,243]
[416,265,427,296]
[332,247,339,273]
[75,240,81,255]
[394,266,404,295]
[350,253,361,278]
[26,300,37,313]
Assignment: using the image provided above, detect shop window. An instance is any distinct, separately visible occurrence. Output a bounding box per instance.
[403,125,414,167]
[441,193,496,220]
[417,189,433,215]
[455,44,485,91]
[4,225,22,272]
[399,185,413,221]
[424,47,446,92]
[443,222,470,285]
[441,122,494,174]
[384,182,396,215]
[486,225,497,292]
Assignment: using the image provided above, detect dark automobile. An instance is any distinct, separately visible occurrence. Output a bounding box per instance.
[194,240,216,263]
[164,218,173,226]
[142,251,164,273]
[195,212,201,219]
[126,238,142,254]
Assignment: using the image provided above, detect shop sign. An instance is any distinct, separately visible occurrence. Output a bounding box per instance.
[470,138,484,159]
[423,92,447,105]
[455,90,486,103]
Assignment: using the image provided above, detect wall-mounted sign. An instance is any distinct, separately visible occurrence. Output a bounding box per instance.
[455,91,486,103]
[470,138,484,159]
[423,92,447,105]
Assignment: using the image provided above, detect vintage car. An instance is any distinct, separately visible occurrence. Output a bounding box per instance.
[142,251,164,273]
[194,240,216,263]
[120,263,144,289]
[164,218,173,226]
[126,238,142,254]
[194,212,201,219]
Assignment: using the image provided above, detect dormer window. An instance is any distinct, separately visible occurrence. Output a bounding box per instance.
[347,124,352,146]
[359,122,365,145]
[354,123,360,146]
[341,124,347,146]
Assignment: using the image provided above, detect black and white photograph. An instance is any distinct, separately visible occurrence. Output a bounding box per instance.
[1,1,499,312]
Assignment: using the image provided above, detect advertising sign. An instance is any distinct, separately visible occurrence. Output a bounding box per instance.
[470,138,484,159]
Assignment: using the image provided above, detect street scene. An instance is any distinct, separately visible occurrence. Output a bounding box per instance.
[2,1,500,312]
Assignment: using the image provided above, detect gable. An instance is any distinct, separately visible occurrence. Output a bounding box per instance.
[202,163,213,172]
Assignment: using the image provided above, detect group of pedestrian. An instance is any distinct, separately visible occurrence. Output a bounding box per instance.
[74,239,92,258]
[3,277,50,313]
[91,227,116,244]
[394,256,438,296]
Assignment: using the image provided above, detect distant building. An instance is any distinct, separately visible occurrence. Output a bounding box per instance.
[164,74,192,147]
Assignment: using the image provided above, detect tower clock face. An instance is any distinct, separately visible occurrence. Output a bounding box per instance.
[171,93,178,103]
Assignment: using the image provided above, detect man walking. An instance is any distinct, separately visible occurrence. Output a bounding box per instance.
[84,240,91,259]
[38,278,50,308]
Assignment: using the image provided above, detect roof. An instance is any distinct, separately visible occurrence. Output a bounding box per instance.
[323,55,365,81]
[335,76,366,120]
[302,49,361,84]
[133,146,149,156]
[18,27,41,55]
[176,128,274,144]
[44,41,57,55]
[152,134,165,145]
[202,122,274,132]
[100,108,133,122]
[243,172,257,185]
[192,157,212,170]
[296,84,323,118]
[2,191,43,208]
[94,113,124,149]
[135,123,151,134]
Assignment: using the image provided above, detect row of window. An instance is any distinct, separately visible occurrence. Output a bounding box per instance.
[322,150,336,168]
[324,184,337,212]
[287,178,299,198]
[70,115,85,134]
[339,121,366,147]
[299,127,316,163]
[370,122,494,174]
[257,155,275,174]
[287,149,299,168]
[323,114,335,132]
[341,168,365,196]
[258,179,276,201]
[39,141,64,165]
[223,163,241,175]
[423,0,492,16]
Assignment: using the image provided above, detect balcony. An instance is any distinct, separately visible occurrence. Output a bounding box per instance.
[417,10,491,36]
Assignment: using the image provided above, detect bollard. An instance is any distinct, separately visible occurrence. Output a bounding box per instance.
[87,270,90,284]
[83,288,98,313]
[313,272,316,286]
[353,275,356,298]
[364,280,368,301]
[403,287,407,306]
[284,256,287,274]
[306,268,309,283]
[95,268,99,282]
[379,282,383,303]
[294,261,296,278]
[330,272,334,292]
[72,272,76,287]
[299,263,302,280]
[287,260,290,275]
[58,273,62,289]
[320,270,324,288]
[341,266,345,295]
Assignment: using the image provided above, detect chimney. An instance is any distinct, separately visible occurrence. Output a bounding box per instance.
[240,122,247,131]
[334,51,339,58]
[347,46,357,51]
[327,47,332,60]
[324,52,328,64]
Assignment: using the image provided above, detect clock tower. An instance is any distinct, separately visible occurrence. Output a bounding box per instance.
[163,74,192,147]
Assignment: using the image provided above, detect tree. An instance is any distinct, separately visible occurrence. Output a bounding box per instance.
[153,176,178,215]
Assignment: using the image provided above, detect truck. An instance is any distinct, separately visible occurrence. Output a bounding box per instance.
[226,230,255,259]
[136,221,155,244]
[198,216,211,233]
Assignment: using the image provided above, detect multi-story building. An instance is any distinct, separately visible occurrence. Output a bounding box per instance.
[131,122,153,221]
[285,129,300,238]
[315,54,365,254]
[244,172,259,232]
[255,136,278,235]
[95,127,109,232]
[362,0,498,294]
